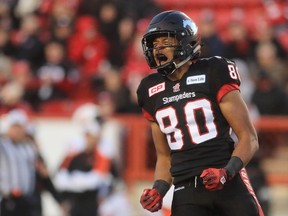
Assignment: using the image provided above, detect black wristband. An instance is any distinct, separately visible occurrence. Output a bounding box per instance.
[224,156,243,179]
[152,179,170,198]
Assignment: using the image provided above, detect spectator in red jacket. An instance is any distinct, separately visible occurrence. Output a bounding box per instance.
[67,15,108,79]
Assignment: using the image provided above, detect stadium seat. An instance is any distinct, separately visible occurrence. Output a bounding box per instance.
[154,0,262,9]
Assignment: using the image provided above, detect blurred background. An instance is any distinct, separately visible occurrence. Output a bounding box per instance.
[0,0,288,216]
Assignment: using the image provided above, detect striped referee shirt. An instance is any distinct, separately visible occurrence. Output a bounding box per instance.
[0,136,37,197]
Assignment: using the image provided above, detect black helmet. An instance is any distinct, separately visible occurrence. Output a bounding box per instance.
[142,10,201,76]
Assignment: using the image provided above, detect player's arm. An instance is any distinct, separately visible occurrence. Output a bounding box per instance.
[151,121,172,183]
[220,90,258,166]
[140,121,172,212]
[201,90,258,191]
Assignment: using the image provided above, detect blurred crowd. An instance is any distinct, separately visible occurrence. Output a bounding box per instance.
[0,0,162,115]
[0,0,287,117]
[1,1,288,216]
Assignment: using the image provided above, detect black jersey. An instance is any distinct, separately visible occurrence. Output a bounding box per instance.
[137,56,241,183]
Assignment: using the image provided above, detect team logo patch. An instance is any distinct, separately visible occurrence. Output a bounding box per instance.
[186,75,206,85]
[173,83,180,92]
[148,82,165,97]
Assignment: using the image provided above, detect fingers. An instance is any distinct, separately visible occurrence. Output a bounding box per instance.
[202,175,216,184]
[200,168,226,191]
[146,193,161,206]
[142,196,156,208]
[140,188,162,212]
[200,169,209,178]
[149,202,162,212]
[140,189,152,206]
[201,170,216,185]
[205,183,218,191]
[142,189,149,197]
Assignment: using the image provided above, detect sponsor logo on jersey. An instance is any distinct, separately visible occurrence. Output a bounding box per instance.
[148,82,165,97]
[163,91,196,104]
[173,83,180,92]
[186,75,206,85]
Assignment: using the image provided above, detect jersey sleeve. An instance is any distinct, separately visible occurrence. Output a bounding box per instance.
[136,79,145,109]
[209,57,241,103]
[136,78,155,121]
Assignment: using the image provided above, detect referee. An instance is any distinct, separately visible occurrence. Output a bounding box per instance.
[0,109,38,216]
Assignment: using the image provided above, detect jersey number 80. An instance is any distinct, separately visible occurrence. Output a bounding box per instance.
[156,99,217,150]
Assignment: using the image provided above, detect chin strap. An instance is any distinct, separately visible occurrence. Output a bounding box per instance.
[157,44,201,76]
[157,55,191,76]
[175,56,192,69]
[175,44,201,69]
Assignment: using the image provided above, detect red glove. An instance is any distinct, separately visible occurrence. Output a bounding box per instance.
[200,168,228,191]
[140,188,162,212]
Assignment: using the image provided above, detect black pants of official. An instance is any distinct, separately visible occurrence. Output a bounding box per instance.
[171,170,264,216]
[0,195,42,216]
[63,190,98,216]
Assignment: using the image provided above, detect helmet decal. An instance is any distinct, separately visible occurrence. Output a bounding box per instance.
[183,20,198,34]
[148,27,157,33]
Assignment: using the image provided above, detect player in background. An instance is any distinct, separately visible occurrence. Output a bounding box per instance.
[137,10,264,216]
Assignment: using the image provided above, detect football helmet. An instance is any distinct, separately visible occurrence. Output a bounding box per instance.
[142,10,201,76]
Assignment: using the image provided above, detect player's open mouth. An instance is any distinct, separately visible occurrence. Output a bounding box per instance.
[156,53,168,65]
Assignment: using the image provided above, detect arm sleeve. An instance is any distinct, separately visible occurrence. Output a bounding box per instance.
[137,80,155,121]
[54,169,112,192]
[209,57,241,103]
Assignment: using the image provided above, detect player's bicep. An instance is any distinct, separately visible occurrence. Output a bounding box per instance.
[219,90,258,148]
[219,90,252,134]
[219,89,259,167]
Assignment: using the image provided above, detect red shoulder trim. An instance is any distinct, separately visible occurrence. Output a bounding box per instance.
[217,83,240,103]
[142,108,154,121]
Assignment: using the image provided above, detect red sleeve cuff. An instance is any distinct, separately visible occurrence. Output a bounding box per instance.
[142,108,154,121]
[217,83,240,103]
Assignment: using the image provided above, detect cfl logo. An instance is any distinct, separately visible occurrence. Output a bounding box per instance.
[149,82,165,97]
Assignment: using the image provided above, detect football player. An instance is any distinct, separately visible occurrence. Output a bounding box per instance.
[137,10,264,216]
